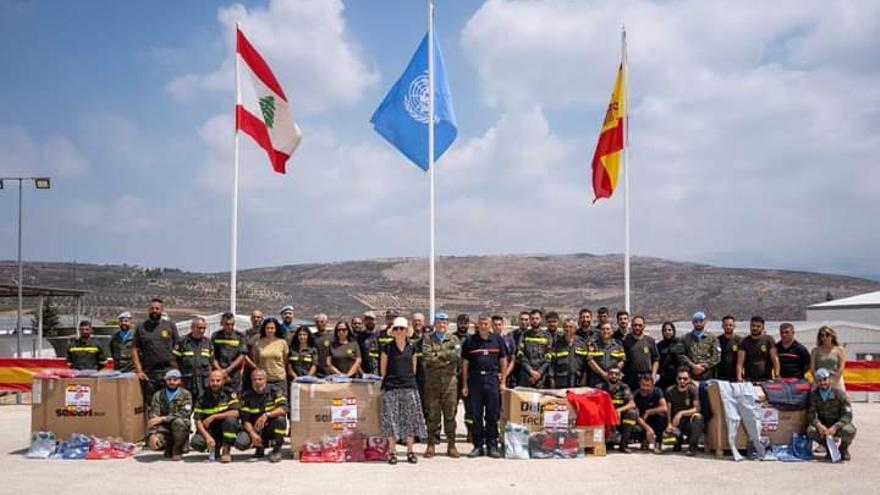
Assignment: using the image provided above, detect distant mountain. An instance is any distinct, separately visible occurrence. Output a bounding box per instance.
[2,254,878,323]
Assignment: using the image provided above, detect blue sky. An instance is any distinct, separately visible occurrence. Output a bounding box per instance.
[1,0,878,280]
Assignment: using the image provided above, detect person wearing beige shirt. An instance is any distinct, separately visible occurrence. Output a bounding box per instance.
[253,318,289,395]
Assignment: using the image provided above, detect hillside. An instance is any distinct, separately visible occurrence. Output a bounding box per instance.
[1,254,878,323]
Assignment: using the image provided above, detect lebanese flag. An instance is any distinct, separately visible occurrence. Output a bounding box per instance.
[235,27,301,174]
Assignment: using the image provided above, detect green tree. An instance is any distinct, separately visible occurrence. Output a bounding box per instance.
[30,297,62,337]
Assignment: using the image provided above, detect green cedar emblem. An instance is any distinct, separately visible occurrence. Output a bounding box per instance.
[259,95,276,128]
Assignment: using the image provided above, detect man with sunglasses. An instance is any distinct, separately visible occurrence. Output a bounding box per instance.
[807,368,856,461]
[664,367,703,456]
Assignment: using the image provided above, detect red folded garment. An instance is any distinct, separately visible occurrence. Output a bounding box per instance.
[566,389,618,427]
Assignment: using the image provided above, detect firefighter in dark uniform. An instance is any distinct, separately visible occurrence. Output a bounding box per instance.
[211,312,247,393]
[65,320,107,370]
[588,322,627,386]
[461,315,509,459]
[235,369,288,462]
[549,318,589,388]
[190,370,241,463]
[109,311,135,372]
[174,317,215,403]
[454,313,472,440]
[367,328,394,376]
[516,309,552,388]
[132,298,180,414]
[598,365,638,453]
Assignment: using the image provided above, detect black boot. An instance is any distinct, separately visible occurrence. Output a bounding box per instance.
[467,447,485,458]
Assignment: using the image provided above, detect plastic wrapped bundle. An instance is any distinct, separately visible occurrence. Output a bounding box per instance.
[25,431,57,459]
[504,423,529,460]
[53,434,91,460]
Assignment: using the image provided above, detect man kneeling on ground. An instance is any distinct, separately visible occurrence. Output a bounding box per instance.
[807,368,857,461]
[664,366,703,456]
[235,369,288,462]
[146,369,192,461]
[190,370,241,463]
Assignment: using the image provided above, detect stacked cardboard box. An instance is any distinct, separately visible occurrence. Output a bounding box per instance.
[289,381,382,457]
[31,375,145,443]
[502,387,606,456]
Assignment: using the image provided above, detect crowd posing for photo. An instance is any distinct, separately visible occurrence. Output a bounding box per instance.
[65,299,857,463]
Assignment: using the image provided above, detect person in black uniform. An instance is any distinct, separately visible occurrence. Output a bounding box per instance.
[633,373,667,454]
[576,308,593,342]
[717,315,741,381]
[656,321,684,390]
[211,312,247,392]
[66,320,107,370]
[598,366,638,453]
[358,311,380,375]
[236,369,287,462]
[190,370,241,463]
[174,317,214,403]
[516,309,551,388]
[461,315,509,459]
[455,313,473,441]
[287,326,318,379]
[776,322,811,379]
[622,316,659,391]
[549,318,589,388]
[132,298,180,413]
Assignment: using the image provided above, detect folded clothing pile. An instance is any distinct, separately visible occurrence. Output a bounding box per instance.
[527,429,581,459]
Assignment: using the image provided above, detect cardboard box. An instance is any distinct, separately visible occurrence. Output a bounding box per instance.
[704,382,807,454]
[31,376,145,443]
[289,381,382,454]
[502,387,606,455]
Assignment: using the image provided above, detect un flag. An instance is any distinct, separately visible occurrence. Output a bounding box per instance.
[370,33,457,171]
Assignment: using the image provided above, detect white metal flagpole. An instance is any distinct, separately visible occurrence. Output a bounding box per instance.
[621,26,631,313]
[231,22,242,315]
[428,0,436,325]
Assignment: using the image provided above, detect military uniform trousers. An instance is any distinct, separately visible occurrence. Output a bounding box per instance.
[424,374,458,441]
[190,417,240,453]
[807,423,856,445]
[468,373,501,449]
[150,418,191,455]
[234,416,288,451]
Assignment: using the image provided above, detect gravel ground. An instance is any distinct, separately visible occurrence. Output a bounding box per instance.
[0,403,877,495]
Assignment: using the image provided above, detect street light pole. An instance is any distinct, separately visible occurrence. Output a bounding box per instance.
[0,176,51,359]
[17,178,23,359]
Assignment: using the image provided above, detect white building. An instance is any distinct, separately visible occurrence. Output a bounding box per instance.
[806,291,880,326]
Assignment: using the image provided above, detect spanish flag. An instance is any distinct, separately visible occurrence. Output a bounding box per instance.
[591,64,626,203]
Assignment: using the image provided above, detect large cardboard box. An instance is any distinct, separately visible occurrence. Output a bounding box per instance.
[289,381,382,454]
[704,381,807,455]
[31,376,145,443]
[502,387,606,455]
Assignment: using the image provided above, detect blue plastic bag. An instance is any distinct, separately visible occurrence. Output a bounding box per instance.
[791,432,812,460]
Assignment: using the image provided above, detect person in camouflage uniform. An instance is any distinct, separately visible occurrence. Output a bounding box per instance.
[807,368,857,461]
[587,322,627,386]
[421,312,461,458]
[109,311,135,372]
[679,311,721,380]
[146,369,192,461]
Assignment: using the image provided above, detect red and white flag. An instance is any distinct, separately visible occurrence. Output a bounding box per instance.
[235,27,301,174]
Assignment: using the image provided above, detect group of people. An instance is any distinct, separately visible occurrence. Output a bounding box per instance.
[63,299,857,463]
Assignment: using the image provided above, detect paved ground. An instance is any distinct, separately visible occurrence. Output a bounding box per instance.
[1,404,877,495]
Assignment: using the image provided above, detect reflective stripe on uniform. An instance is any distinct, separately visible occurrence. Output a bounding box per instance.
[622,418,637,425]
[524,337,548,344]
[588,352,605,357]
[240,406,260,414]
[555,351,570,358]
[69,347,100,352]
[273,428,287,435]
[214,339,240,346]
[222,432,238,439]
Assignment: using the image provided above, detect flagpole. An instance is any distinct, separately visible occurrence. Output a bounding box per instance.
[427,0,437,325]
[621,25,631,313]
[231,22,242,315]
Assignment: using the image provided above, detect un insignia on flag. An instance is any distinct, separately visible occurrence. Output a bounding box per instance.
[404,71,436,124]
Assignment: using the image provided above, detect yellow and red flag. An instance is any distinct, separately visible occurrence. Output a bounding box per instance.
[591,64,626,203]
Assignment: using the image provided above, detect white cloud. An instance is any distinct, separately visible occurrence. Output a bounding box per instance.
[453,0,880,274]
[0,126,89,179]
[166,0,379,114]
